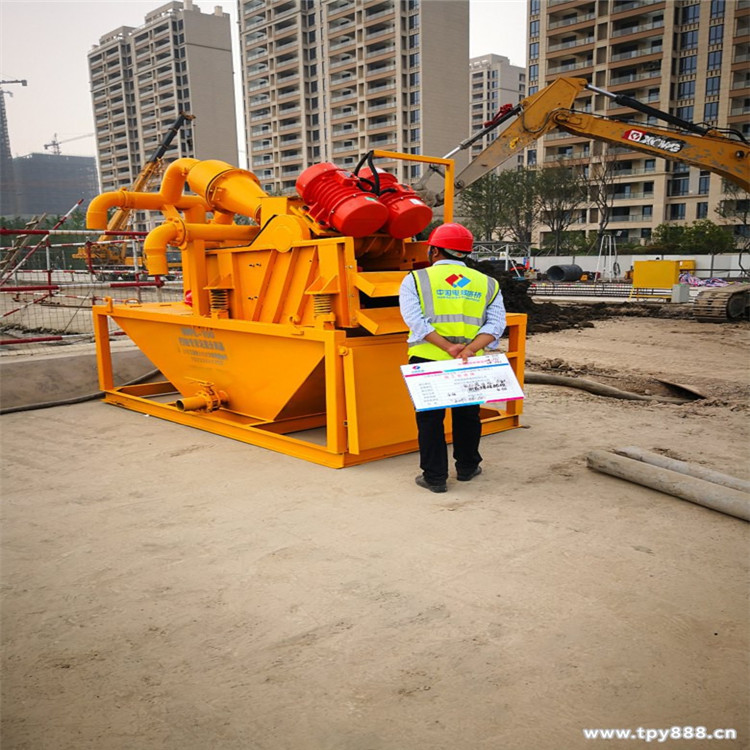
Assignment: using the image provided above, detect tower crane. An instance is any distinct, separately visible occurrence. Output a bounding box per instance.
[44,132,95,156]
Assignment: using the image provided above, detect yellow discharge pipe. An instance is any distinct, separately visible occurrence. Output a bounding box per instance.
[144,220,255,276]
[86,157,206,230]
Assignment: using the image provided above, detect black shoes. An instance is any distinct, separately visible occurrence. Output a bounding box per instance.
[415,475,447,493]
[457,466,482,482]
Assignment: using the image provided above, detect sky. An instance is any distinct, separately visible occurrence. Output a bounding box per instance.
[0,0,528,162]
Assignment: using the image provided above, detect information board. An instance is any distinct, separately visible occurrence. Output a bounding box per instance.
[400,353,524,412]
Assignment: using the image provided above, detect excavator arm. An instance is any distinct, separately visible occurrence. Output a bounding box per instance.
[425,76,749,204]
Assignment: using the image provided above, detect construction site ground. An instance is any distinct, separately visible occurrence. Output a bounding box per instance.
[1,309,748,750]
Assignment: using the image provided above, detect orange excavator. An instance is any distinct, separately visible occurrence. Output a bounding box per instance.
[414,76,749,322]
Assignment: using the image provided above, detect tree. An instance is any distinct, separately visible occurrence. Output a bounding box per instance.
[683,219,735,255]
[457,172,504,241]
[715,179,749,250]
[648,223,688,254]
[536,162,588,255]
[648,220,734,256]
[587,147,618,253]
[494,168,540,247]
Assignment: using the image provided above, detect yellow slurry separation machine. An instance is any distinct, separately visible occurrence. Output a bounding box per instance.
[88,151,526,467]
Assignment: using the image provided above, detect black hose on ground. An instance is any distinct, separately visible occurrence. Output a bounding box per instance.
[0,368,162,415]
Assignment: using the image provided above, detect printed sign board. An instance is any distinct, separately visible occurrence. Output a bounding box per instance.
[401,353,524,411]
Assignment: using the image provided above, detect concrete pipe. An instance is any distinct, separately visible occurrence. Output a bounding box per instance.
[614,446,750,494]
[587,450,750,522]
[547,264,583,282]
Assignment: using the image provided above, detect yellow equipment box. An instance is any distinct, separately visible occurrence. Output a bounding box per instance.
[633,259,693,289]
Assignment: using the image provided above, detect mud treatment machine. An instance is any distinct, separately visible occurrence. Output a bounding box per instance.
[87,151,526,467]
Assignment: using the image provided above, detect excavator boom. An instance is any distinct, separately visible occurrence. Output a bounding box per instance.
[445,76,749,198]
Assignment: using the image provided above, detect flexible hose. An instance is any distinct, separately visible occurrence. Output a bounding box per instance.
[0,368,162,415]
[525,371,692,404]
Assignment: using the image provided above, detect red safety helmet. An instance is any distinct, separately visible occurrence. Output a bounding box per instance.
[427,222,474,254]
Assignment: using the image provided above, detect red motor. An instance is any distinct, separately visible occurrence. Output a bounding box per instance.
[296,163,388,237]
[357,167,433,240]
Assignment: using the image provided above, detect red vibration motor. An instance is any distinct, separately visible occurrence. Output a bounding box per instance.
[296,163,388,237]
[357,167,433,239]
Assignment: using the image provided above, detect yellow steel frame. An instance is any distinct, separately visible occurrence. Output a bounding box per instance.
[94,300,526,468]
[91,150,526,467]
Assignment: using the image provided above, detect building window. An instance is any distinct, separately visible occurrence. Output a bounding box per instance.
[710,0,725,18]
[669,177,689,196]
[677,80,695,99]
[528,85,538,96]
[643,205,653,218]
[681,4,700,23]
[707,50,722,70]
[705,77,721,97]
[704,101,719,121]
[529,64,538,80]
[708,24,723,44]
[529,42,539,60]
[678,56,697,75]
[696,202,708,219]
[530,0,540,14]
[680,30,698,49]
[676,105,694,121]
[698,173,710,194]
[530,20,539,37]
[669,203,686,220]
[527,149,536,166]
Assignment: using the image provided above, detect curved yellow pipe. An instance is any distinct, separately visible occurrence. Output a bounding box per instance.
[143,221,182,276]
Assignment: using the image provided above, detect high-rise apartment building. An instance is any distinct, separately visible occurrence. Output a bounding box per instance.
[239,0,470,195]
[88,0,238,200]
[469,54,526,167]
[528,0,749,246]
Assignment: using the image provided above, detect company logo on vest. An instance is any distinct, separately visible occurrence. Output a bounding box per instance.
[445,273,471,288]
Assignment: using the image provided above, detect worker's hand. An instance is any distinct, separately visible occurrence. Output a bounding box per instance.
[446,343,465,359]
[457,346,475,364]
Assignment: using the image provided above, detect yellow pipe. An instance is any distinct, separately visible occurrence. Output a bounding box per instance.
[159,158,200,203]
[143,221,182,276]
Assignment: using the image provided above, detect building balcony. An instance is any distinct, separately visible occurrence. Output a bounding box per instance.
[611,0,664,14]
[366,44,395,59]
[611,46,661,62]
[610,68,661,86]
[329,37,356,51]
[367,98,397,112]
[611,20,664,38]
[333,124,357,136]
[548,36,595,53]
[333,143,358,153]
[365,24,395,40]
[548,11,596,29]
[611,191,655,200]
[331,90,356,103]
[278,121,300,131]
[367,82,396,95]
[548,59,593,75]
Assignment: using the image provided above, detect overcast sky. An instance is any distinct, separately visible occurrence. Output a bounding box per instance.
[0,0,527,162]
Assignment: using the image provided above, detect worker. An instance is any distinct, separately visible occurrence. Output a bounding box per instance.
[399,222,506,493]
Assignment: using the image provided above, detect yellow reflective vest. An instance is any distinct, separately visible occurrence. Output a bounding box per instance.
[408,264,499,361]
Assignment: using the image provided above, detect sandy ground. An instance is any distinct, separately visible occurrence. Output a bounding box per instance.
[1,316,749,750]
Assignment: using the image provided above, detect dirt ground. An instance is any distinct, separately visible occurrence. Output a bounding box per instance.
[1,313,748,750]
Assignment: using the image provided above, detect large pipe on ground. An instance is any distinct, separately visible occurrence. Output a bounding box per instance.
[587,450,750,522]
[614,446,750,494]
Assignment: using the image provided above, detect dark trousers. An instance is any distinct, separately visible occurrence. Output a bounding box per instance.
[410,356,482,485]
